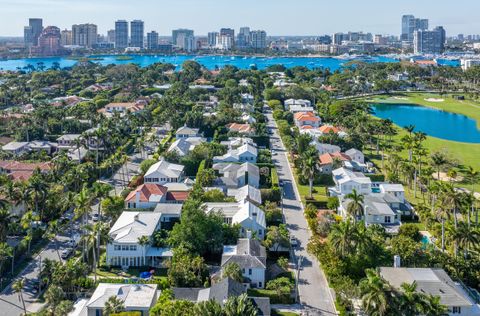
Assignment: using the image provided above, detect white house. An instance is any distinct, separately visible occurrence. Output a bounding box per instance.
[106,211,172,268]
[28,141,57,155]
[227,185,262,205]
[345,148,365,164]
[380,267,480,316]
[213,143,258,163]
[313,142,341,155]
[57,134,82,149]
[213,162,260,189]
[379,183,406,203]
[220,137,254,150]
[330,167,372,196]
[144,159,184,185]
[284,98,311,111]
[74,283,159,316]
[205,201,266,239]
[168,137,205,157]
[293,112,321,128]
[1,142,30,156]
[221,238,267,288]
[175,126,200,139]
[125,184,168,209]
[241,93,254,104]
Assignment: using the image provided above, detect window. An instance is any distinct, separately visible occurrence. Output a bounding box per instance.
[248,269,252,275]
[453,306,461,314]
[258,282,262,288]
[129,245,137,251]
[121,245,128,251]
[385,216,391,223]
[114,245,121,251]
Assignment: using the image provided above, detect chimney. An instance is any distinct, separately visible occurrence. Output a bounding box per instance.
[394,255,401,268]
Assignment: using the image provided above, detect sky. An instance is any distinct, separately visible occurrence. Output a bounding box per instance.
[1,0,480,37]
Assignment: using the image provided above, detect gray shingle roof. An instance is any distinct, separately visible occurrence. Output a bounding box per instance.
[221,238,267,269]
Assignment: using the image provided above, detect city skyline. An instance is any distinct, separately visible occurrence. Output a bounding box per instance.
[2,0,480,37]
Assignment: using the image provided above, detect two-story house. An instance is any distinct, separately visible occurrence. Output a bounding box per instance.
[213,143,258,163]
[221,238,267,288]
[106,211,172,268]
[213,162,260,189]
[330,167,372,196]
[293,112,321,129]
[175,126,201,139]
[144,159,185,185]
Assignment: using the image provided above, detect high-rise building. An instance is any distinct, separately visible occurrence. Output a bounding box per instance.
[61,29,73,46]
[237,27,251,49]
[24,18,43,48]
[333,33,346,45]
[207,32,219,47]
[216,34,233,50]
[172,29,194,46]
[72,24,97,48]
[115,20,129,49]
[401,15,429,42]
[220,28,235,47]
[107,30,116,43]
[130,20,144,48]
[36,26,62,56]
[250,30,267,50]
[147,31,159,50]
[413,26,446,54]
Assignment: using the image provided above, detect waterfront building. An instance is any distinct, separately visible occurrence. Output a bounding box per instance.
[401,14,429,42]
[208,32,219,48]
[107,29,115,43]
[36,26,62,56]
[172,29,193,46]
[115,20,129,49]
[236,27,251,50]
[147,31,159,50]
[461,59,480,71]
[220,28,235,47]
[250,30,267,50]
[216,34,233,50]
[130,20,144,48]
[72,23,97,48]
[24,18,43,48]
[413,26,446,54]
[60,29,72,46]
[172,29,195,51]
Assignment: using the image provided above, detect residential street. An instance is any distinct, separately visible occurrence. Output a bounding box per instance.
[0,151,144,316]
[265,107,337,315]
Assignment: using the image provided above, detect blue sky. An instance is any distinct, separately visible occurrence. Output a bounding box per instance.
[1,0,479,36]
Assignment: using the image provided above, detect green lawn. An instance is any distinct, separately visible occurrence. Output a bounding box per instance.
[366,93,480,171]
[272,311,299,316]
[368,92,480,127]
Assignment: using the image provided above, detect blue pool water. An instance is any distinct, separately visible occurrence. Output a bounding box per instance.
[0,55,397,72]
[421,235,431,245]
[372,103,480,143]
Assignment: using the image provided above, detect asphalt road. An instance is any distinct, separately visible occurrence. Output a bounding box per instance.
[265,107,337,315]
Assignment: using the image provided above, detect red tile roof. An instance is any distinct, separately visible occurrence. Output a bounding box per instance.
[0,161,52,182]
[125,184,168,203]
[166,191,189,202]
[318,152,351,165]
[226,123,253,133]
[318,125,340,134]
[294,112,320,122]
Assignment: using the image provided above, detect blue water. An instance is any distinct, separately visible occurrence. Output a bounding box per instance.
[421,235,431,245]
[372,103,480,143]
[0,55,397,72]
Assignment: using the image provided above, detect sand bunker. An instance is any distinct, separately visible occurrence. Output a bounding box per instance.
[424,98,445,102]
[392,97,408,100]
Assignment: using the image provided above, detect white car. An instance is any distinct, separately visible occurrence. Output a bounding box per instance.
[92,213,100,222]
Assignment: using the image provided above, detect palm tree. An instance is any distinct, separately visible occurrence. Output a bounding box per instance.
[344,189,364,223]
[359,269,394,316]
[398,282,425,316]
[45,285,65,315]
[0,242,12,288]
[20,211,38,254]
[223,293,258,316]
[329,219,358,258]
[194,299,223,316]
[44,220,62,260]
[84,224,100,282]
[301,150,318,199]
[464,166,479,226]
[12,278,26,315]
[26,175,48,220]
[430,151,448,180]
[138,235,150,266]
[449,222,480,259]
[74,187,93,261]
[422,294,449,316]
[104,296,125,315]
[0,208,12,242]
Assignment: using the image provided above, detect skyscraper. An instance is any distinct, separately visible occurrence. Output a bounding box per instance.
[107,30,116,43]
[115,20,129,49]
[413,26,446,54]
[220,28,235,47]
[130,20,144,48]
[172,29,194,46]
[207,32,219,47]
[72,24,97,48]
[36,26,62,56]
[237,27,251,50]
[24,18,43,48]
[250,30,267,51]
[147,31,159,50]
[61,29,73,46]
[401,15,429,42]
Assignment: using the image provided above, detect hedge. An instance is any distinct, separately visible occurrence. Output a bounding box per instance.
[247,288,294,304]
[112,312,142,316]
[271,167,279,187]
[365,174,385,182]
[97,277,169,289]
[196,159,206,178]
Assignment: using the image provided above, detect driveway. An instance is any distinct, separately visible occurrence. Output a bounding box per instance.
[265,107,337,315]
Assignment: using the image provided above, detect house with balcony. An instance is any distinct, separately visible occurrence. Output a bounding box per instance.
[57,134,82,149]
[106,211,172,268]
[213,162,260,189]
[330,167,372,196]
[124,184,168,209]
[221,238,267,288]
[293,112,321,129]
[175,126,201,139]
[1,142,30,156]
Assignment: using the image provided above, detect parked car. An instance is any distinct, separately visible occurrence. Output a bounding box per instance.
[92,213,100,222]
[61,248,74,260]
[66,234,80,248]
[290,236,298,248]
